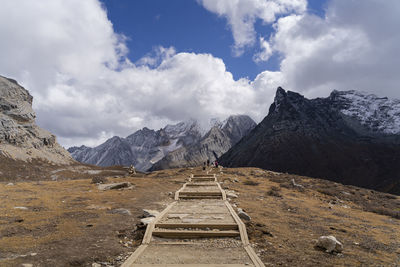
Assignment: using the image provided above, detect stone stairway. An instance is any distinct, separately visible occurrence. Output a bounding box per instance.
[121,172,265,267]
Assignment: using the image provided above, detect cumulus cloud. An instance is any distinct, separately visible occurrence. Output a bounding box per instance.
[198,0,307,55]
[1,0,400,149]
[253,37,274,63]
[269,0,400,98]
[0,0,277,147]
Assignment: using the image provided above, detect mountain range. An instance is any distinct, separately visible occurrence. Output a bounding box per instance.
[69,115,256,171]
[219,87,400,195]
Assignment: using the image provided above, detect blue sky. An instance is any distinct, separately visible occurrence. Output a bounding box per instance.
[101,0,327,80]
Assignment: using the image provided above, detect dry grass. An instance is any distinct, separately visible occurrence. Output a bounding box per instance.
[216,167,400,266]
[1,165,399,266]
[0,168,188,266]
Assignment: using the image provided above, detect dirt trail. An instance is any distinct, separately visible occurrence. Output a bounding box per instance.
[122,171,265,266]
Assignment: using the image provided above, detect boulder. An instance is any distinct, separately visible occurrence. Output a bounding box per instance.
[97,182,132,190]
[110,208,131,216]
[237,208,251,221]
[143,209,159,218]
[316,235,343,253]
[226,191,238,198]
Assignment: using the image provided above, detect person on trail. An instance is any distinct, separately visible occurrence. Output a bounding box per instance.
[215,160,219,168]
[207,159,210,167]
[203,162,206,171]
[128,164,136,175]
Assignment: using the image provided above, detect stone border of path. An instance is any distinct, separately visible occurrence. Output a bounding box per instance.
[121,172,265,267]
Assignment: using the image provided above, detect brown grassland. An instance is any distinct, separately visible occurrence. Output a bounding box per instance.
[0,163,399,266]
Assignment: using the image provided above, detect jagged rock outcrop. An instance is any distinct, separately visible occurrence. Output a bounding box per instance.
[150,115,256,170]
[0,76,73,164]
[69,120,203,170]
[219,87,400,195]
[69,115,256,171]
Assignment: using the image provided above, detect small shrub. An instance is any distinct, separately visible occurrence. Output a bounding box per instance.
[91,176,108,184]
[317,187,338,197]
[367,206,400,220]
[243,180,260,186]
[266,186,282,197]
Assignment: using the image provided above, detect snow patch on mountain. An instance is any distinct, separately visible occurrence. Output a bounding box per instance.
[331,90,400,135]
[69,115,256,171]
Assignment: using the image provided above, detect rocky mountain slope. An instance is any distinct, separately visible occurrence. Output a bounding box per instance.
[150,115,256,170]
[0,76,73,164]
[69,115,256,171]
[219,87,400,195]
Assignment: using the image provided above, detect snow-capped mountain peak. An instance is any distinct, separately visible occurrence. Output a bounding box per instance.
[330,90,400,135]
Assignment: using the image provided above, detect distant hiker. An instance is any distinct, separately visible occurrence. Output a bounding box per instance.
[207,159,210,167]
[202,162,206,171]
[128,164,136,175]
[215,160,219,168]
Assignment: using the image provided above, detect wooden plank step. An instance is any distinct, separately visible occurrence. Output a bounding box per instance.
[152,229,240,238]
[131,264,254,267]
[179,195,222,199]
[180,191,221,196]
[186,183,217,186]
[131,265,254,267]
[155,223,238,230]
[193,174,215,177]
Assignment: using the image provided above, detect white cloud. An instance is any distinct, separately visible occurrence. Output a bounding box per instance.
[268,0,400,99]
[1,0,400,149]
[136,46,176,67]
[253,37,274,63]
[0,0,278,148]
[198,0,307,55]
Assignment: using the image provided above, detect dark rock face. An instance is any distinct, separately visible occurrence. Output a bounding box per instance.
[219,87,400,195]
[69,115,256,172]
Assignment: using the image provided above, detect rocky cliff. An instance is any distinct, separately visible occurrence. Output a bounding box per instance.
[69,115,256,171]
[0,76,73,164]
[219,87,400,194]
[150,115,256,170]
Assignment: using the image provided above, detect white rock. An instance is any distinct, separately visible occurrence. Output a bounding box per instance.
[291,179,304,188]
[14,206,28,210]
[110,208,131,216]
[92,263,101,267]
[6,182,14,186]
[97,182,132,191]
[21,264,33,267]
[143,209,159,218]
[316,235,343,253]
[226,192,238,198]
[140,217,155,225]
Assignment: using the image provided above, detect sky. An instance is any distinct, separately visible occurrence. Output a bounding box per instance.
[0,0,399,148]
